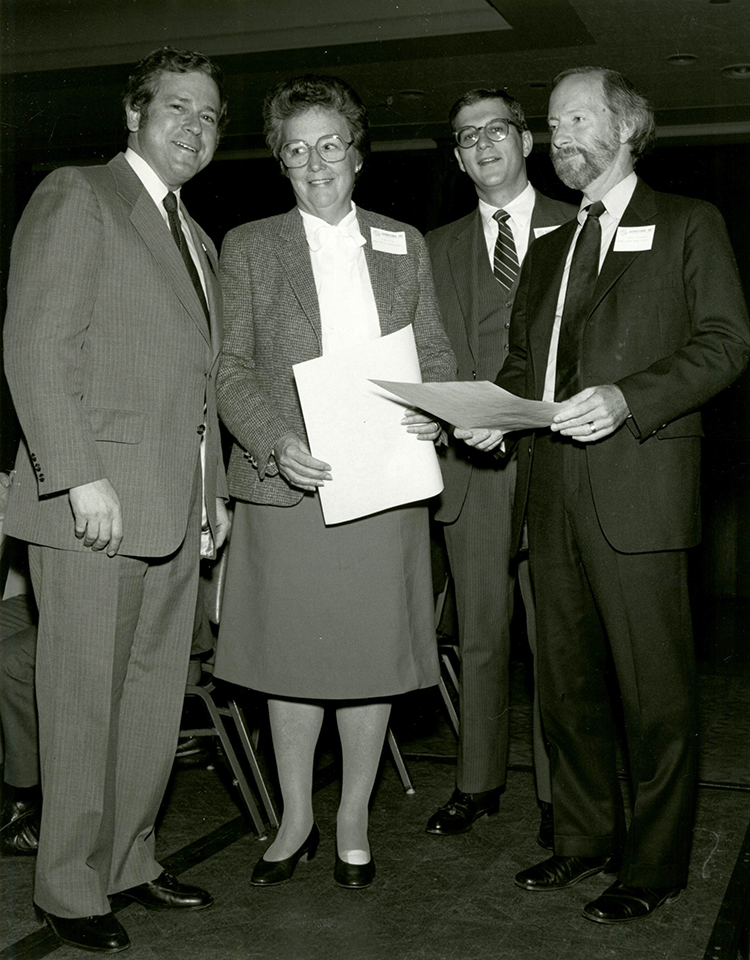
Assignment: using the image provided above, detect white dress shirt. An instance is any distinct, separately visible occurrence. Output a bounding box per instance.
[478,181,536,268]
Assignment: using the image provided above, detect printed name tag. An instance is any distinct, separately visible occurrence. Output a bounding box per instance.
[533,225,561,239]
[613,225,655,252]
[371,227,407,255]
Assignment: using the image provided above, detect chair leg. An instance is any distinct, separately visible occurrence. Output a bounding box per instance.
[387,726,415,795]
[227,698,280,828]
[438,673,459,736]
[184,685,267,838]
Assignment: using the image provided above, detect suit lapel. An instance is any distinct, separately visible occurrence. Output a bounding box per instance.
[109,155,211,346]
[358,210,396,333]
[527,218,578,398]
[589,178,658,316]
[276,209,322,347]
[447,212,486,364]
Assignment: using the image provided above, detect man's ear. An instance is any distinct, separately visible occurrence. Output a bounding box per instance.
[125,102,141,133]
[454,146,467,174]
[522,130,534,158]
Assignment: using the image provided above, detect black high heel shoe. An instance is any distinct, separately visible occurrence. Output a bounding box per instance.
[334,846,376,889]
[251,824,319,886]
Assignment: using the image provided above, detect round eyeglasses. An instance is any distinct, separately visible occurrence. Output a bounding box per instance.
[280,134,355,168]
[454,118,524,149]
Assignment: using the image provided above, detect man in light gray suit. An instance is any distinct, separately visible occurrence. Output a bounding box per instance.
[3,47,230,953]
[425,89,576,842]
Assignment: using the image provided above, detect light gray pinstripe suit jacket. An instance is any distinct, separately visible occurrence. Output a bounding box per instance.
[4,152,228,556]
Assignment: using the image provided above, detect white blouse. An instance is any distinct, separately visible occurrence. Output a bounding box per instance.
[300,205,381,356]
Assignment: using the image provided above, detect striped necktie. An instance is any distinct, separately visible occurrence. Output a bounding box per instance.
[163,191,210,324]
[554,200,606,401]
[492,209,520,291]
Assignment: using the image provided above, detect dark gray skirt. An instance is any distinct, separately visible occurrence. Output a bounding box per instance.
[213,494,439,699]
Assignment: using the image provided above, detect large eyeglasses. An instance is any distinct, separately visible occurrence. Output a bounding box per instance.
[454,118,524,149]
[280,134,355,168]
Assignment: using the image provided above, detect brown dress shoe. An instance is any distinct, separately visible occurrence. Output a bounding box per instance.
[515,854,610,891]
[425,787,501,836]
[582,880,682,923]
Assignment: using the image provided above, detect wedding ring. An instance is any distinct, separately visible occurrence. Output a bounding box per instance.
[589,423,596,434]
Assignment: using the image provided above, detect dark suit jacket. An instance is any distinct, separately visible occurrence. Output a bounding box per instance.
[217,205,456,507]
[497,178,750,554]
[426,191,577,522]
[3,153,227,557]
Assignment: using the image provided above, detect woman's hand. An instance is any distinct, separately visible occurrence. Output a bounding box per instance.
[274,432,332,491]
[401,409,441,442]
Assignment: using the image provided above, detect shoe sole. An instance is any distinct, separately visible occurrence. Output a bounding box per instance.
[117,894,214,911]
[515,863,608,891]
[582,889,682,924]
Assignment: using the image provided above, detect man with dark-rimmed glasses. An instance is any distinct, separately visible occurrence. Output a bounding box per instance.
[425,88,575,844]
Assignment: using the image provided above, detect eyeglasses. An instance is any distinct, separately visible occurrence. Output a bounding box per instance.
[454,118,524,149]
[279,134,355,168]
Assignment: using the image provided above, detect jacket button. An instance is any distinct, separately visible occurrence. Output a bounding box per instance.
[197,424,206,435]
[504,322,510,329]
[505,300,512,309]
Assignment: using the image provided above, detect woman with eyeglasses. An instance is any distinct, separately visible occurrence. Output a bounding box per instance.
[213,75,455,889]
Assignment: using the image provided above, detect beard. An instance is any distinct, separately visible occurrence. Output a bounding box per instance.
[552,133,620,190]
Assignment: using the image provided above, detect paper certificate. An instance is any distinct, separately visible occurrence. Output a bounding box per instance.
[370,380,562,432]
[293,325,444,525]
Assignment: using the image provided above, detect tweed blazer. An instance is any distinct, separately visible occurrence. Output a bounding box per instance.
[3,153,228,557]
[497,178,750,554]
[427,191,577,523]
[217,205,457,506]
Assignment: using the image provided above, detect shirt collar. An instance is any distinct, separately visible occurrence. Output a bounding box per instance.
[479,181,535,230]
[299,204,366,252]
[124,148,181,213]
[580,171,638,223]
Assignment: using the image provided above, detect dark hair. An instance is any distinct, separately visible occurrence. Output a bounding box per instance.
[263,74,370,161]
[552,66,655,162]
[123,47,228,137]
[448,88,528,133]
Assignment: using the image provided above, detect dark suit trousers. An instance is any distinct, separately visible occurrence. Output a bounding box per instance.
[443,456,552,796]
[0,621,39,787]
[527,434,697,888]
[28,466,202,917]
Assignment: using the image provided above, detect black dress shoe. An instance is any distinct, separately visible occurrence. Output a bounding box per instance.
[334,849,376,889]
[515,854,610,891]
[250,824,319,886]
[537,801,553,851]
[43,911,130,953]
[174,735,213,767]
[0,795,40,856]
[582,880,682,923]
[119,871,213,910]
[425,787,501,836]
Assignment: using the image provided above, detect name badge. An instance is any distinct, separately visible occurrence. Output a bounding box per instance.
[371,227,407,255]
[613,225,655,252]
[533,225,561,239]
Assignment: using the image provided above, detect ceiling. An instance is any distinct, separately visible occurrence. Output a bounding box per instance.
[2,0,750,166]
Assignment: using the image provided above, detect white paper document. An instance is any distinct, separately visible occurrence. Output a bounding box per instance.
[293,325,444,525]
[370,380,562,432]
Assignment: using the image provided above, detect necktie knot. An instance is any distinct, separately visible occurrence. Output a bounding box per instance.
[493,209,511,226]
[163,191,178,216]
[585,200,606,221]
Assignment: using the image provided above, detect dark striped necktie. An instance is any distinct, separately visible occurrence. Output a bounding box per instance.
[554,200,606,401]
[163,191,210,324]
[492,209,520,292]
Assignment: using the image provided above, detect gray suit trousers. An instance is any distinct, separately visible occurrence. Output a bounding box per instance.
[28,469,202,917]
